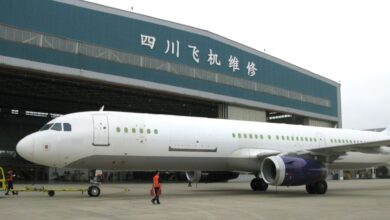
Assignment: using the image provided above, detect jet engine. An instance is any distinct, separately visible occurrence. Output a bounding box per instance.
[261,156,327,186]
[185,171,239,183]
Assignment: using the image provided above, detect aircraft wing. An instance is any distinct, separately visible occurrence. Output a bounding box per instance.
[286,139,390,163]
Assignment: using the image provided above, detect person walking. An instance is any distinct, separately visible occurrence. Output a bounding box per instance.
[5,170,16,195]
[151,171,161,205]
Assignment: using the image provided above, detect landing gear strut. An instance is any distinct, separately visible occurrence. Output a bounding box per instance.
[306,180,327,194]
[88,169,102,197]
[250,178,268,191]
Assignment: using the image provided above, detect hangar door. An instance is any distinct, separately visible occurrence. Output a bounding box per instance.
[92,115,110,146]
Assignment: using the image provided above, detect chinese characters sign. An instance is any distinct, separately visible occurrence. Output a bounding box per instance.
[140,34,258,77]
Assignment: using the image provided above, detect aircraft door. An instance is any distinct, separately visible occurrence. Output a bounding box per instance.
[93,115,110,146]
[316,133,327,148]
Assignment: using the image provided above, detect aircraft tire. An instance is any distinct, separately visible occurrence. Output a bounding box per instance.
[250,178,268,191]
[306,184,315,194]
[314,181,327,194]
[88,185,101,197]
[48,190,55,197]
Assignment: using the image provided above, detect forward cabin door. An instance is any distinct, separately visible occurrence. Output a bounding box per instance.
[92,115,110,146]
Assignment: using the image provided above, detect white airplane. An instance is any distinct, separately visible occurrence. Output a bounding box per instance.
[16,111,390,197]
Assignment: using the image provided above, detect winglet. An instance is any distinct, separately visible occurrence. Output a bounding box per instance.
[382,125,390,135]
[99,105,105,111]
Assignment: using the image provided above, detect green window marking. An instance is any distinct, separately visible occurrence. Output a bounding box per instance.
[309,137,312,142]
[305,137,308,142]
[139,128,144,134]
[255,134,258,139]
[232,133,236,138]
[276,135,279,140]
[154,129,158,134]
[116,127,120,133]
[249,134,253,139]
[268,135,271,140]
[260,134,264,139]
[281,136,285,140]
[132,128,136,133]
[124,128,128,133]
[238,133,242,138]
[244,134,247,139]
[147,129,151,134]
[291,136,294,141]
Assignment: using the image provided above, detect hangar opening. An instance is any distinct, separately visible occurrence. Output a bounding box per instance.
[0,67,219,181]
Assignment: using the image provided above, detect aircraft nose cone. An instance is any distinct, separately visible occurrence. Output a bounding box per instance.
[16,135,34,161]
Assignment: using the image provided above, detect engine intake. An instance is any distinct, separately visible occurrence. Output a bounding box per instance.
[261,156,327,186]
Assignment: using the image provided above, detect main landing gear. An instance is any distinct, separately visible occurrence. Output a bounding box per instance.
[305,180,327,194]
[250,178,268,191]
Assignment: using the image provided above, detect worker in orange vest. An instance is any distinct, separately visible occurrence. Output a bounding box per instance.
[5,170,16,195]
[151,171,161,205]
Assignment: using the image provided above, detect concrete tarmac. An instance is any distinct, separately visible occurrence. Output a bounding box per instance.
[1,179,390,220]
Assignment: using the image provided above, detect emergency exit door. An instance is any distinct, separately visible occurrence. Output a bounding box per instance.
[93,115,110,146]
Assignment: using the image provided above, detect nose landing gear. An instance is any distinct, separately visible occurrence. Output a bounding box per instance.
[87,185,101,197]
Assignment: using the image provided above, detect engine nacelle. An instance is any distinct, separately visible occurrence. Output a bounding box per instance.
[185,171,239,183]
[261,156,327,186]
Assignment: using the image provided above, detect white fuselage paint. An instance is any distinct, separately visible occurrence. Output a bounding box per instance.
[16,111,390,172]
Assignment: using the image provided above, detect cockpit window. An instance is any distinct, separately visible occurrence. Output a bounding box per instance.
[63,123,72,132]
[39,123,53,131]
[51,123,62,131]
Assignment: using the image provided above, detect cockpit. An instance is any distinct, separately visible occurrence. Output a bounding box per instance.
[39,122,72,132]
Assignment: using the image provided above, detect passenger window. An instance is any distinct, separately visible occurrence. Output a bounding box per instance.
[139,128,144,134]
[238,133,242,138]
[63,123,72,132]
[255,134,258,139]
[124,128,128,133]
[260,134,264,139]
[154,129,158,134]
[232,133,236,138]
[249,134,253,139]
[147,129,151,134]
[132,128,136,133]
[116,127,120,133]
[268,135,271,140]
[286,136,290,141]
[51,123,62,131]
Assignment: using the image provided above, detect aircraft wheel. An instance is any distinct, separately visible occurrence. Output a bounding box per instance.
[88,185,101,197]
[250,178,268,191]
[314,181,327,194]
[48,190,55,197]
[306,184,316,194]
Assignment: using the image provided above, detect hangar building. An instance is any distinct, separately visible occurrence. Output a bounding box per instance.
[0,0,341,181]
